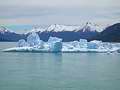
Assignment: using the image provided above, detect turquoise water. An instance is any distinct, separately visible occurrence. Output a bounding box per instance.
[0,42,120,90]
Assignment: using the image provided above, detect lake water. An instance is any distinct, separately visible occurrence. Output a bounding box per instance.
[0,42,120,90]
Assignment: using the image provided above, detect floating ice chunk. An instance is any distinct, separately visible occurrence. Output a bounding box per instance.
[35,40,44,49]
[48,36,62,43]
[79,39,87,42]
[90,40,102,44]
[87,40,104,49]
[27,32,40,46]
[117,49,120,53]
[90,40,104,49]
[103,42,112,49]
[18,39,29,47]
[49,41,62,52]
[71,41,80,48]
[87,42,99,49]
[62,42,74,50]
[79,39,87,48]
[48,37,62,52]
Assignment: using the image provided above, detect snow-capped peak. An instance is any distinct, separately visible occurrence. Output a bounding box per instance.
[30,28,45,33]
[0,26,14,34]
[25,23,102,34]
[82,22,101,32]
[46,24,81,32]
[25,26,46,34]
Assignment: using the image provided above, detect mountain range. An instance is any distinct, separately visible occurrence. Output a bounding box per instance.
[0,26,26,42]
[0,22,120,42]
[95,23,120,42]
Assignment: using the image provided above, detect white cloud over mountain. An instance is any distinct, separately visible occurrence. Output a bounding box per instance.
[0,0,119,25]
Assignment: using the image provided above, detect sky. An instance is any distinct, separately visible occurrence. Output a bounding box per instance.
[0,0,120,26]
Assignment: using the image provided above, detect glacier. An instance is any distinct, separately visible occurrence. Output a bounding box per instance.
[2,32,120,53]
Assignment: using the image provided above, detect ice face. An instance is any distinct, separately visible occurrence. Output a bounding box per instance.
[79,39,87,48]
[48,37,62,52]
[49,41,62,52]
[62,42,74,50]
[87,40,103,49]
[87,42,98,49]
[27,32,40,46]
[90,40,104,49]
[103,42,112,49]
[37,40,44,49]
[18,39,28,47]
[71,41,80,48]
[48,36,62,43]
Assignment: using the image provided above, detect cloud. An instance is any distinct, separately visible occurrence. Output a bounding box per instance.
[0,0,120,8]
[0,6,55,19]
[0,0,119,25]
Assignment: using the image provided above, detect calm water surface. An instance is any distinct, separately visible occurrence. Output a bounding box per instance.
[0,42,120,90]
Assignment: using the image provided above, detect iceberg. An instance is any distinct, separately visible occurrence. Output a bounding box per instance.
[87,42,99,49]
[48,37,62,52]
[26,32,45,49]
[2,33,120,53]
[48,36,62,43]
[27,32,40,46]
[79,39,87,48]
[18,39,29,47]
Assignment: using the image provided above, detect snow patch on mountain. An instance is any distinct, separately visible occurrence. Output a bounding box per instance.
[0,26,14,34]
[27,23,102,33]
[46,24,81,32]
[81,22,102,32]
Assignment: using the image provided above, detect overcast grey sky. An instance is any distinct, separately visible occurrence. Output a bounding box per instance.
[0,0,120,26]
